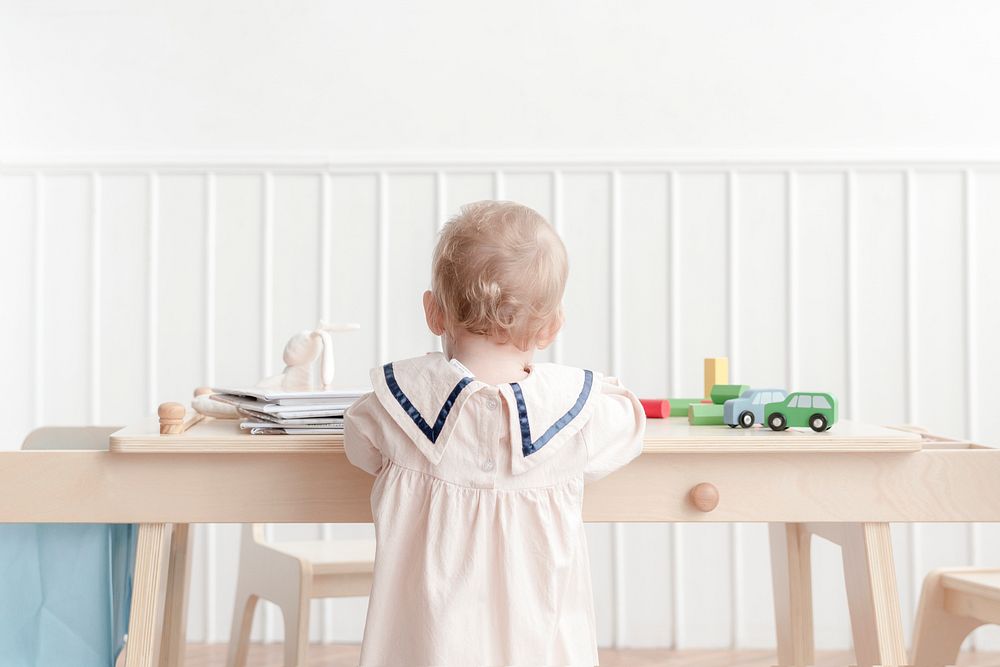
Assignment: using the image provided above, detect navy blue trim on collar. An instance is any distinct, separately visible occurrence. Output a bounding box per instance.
[511,369,594,457]
[383,363,473,444]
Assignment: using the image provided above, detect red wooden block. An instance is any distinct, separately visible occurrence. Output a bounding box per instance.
[640,398,671,419]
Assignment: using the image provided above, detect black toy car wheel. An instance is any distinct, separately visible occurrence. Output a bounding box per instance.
[739,411,755,428]
[728,424,737,428]
[768,413,788,431]
[809,414,828,432]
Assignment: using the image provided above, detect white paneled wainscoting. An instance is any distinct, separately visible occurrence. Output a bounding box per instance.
[2,157,1000,650]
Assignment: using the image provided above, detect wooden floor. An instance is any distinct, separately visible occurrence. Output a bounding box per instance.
[184,643,1000,666]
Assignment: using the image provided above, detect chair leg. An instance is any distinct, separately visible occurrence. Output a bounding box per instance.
[770,523,815,667]
[280,584,312,667]
[840,523,907,667]
[911,570,983,667]
[225,589,259,667]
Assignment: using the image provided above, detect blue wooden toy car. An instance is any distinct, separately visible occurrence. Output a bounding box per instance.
[723,388,789,428]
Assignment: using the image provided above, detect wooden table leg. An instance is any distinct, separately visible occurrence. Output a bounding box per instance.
[840,522,908,667]
[125,523,172,667]
[160,523,193,667]
[770,522,815,666]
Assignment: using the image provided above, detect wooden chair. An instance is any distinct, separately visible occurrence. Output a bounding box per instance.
[911,567,1000,667]
[22,425,119,451]
[226,524,376,667]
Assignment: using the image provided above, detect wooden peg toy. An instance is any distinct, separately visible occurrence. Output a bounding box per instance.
[703,357,729,399]
[158,402,205,435]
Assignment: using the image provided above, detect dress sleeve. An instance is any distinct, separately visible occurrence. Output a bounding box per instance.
[344,392,386,476]
[581,375,646,482]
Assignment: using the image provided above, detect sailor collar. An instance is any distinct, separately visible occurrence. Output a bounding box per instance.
[370,352,598,473]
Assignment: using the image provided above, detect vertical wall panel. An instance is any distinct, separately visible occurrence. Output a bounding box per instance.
[386,174,436,359]
[810,537,852,649]
[681,524,733,648]
[271,174,321,360]
[733,172,788,387]
[328,174,380,385]
[99,174,149,425]
[738,524,776,648]
[156,175,206,402]
[619,173,669,393]
[561,173,612,370]
[0,175,35,448]
[674,173,728,394]
[912,172,966,433]
[214,174,265,386]
[853,172,907,423]
[794,173,847,396]
[42,175,92,425]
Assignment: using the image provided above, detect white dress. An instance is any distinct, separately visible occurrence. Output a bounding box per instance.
[344,352,645,667]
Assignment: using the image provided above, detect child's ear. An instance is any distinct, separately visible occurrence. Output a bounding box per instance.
[535,312,564,350]
[423,290,446,336]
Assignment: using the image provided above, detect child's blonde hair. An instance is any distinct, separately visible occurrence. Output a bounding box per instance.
[431,200,568,350]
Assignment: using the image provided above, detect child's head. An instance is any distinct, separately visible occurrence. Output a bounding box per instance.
[424,200,568,352]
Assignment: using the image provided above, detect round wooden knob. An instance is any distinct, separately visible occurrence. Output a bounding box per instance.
[158,401,185,424]
[193,386,213,397]
[689,482,720,512]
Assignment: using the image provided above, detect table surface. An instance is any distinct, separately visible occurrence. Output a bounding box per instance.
[110,416,923,454]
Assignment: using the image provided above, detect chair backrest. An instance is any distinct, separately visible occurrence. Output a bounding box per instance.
[242,523,269,548]
[21,426,121,451]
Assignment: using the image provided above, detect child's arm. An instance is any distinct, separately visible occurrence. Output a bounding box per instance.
[343,393,386,475]
[582,375,646,482]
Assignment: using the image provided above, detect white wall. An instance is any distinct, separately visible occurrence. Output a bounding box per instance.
[3,161,1000,651]
[3,0,1000,653]
[3,0,1000,156]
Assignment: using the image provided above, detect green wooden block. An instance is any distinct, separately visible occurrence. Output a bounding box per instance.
[711,384,750,405]
[667,398,703,417]
[688,402,725,425]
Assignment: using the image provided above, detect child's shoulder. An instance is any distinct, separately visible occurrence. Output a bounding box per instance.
[348,352,640,474]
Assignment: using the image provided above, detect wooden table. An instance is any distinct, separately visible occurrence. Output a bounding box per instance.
[4,416,1000,667]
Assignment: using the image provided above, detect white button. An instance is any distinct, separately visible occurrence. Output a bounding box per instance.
[486,398,498,410]
[482,459,495,472]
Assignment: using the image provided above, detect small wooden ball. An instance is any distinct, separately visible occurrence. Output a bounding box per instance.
[689,482,720,512]
[193,386,213,397]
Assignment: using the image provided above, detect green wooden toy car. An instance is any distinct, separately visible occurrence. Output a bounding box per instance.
[764,392,838,432]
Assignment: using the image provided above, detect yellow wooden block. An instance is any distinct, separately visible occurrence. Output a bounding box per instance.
[704,357,729,399]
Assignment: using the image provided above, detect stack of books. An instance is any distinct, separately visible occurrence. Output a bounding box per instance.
[210,387,365,435]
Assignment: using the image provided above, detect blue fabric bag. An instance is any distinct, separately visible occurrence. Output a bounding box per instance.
[0,524,137,667]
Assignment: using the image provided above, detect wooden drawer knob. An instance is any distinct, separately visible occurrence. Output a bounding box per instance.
[689,482,720,512]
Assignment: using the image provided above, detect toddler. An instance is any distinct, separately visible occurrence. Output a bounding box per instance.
[344,200,645,666]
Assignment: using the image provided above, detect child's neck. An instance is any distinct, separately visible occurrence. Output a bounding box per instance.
[444,333,533,386]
